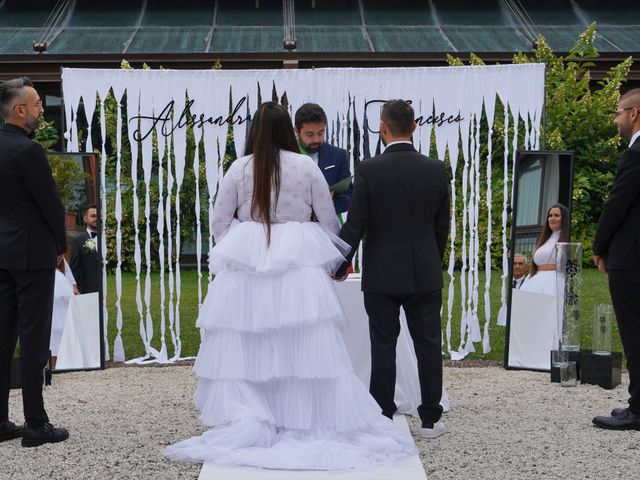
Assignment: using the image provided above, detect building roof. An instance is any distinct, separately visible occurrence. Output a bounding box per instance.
[0,0,638,55]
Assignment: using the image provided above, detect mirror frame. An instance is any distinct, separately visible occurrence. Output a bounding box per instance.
[503,150,575,371]
[49,151,105,374]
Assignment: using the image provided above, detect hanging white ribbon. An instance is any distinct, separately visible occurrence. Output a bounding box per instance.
[124,87,150,363]
[482,92,497,354]
[98,92,109,362]
[112,86,125,362]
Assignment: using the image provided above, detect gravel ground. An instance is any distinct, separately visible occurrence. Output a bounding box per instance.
[1,365,639,480]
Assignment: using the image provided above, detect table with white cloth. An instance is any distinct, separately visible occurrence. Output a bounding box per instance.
[335,275,449,415]
[56,292,101,370]
[506,289,558,371]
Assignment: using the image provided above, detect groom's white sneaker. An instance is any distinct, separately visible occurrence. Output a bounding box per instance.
[420,421,446,439]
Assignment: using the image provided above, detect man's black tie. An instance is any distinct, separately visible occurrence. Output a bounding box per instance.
[512,279,517,288]
[90,232,97,239]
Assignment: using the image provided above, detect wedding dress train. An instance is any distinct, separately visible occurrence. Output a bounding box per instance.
[164,221,417,470]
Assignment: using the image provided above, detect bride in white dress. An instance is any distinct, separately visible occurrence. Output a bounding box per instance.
[164,102,416,470]
[520,204,569,295]
[50,257,78,365]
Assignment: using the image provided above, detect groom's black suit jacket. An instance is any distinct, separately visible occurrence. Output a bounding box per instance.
[337,142,450,293]
[70,231,100,293]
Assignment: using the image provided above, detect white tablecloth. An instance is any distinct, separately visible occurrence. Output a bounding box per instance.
[507,289,558,371]
[56,292,101,370]
[335,276,449,415]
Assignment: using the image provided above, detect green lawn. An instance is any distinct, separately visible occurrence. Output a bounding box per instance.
[105,268,619,363]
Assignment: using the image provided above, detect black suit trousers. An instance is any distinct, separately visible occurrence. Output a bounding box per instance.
[0,268,54,427]
[363,290,443,425]
[608,269,640,414]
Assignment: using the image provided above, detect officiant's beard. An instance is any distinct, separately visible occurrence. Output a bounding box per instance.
[300,140,322,154]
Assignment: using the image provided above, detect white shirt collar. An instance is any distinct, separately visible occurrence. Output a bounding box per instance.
[629,130,640,148]
[385,140,413,148]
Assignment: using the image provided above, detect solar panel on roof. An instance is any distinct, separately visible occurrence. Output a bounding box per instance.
[295,26,371,52]
[443,26,531,52]
[128,27,211,53]
[367,26,451,51]
[210,26,282,53]
[48,28,135,54]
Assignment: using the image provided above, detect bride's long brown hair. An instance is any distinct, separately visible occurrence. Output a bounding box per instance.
[244,102,299,242]
[529,203,570,276]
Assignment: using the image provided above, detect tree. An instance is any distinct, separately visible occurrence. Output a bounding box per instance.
[448,23,632,262]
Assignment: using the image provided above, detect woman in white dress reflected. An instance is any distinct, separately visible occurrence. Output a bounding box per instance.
[50,257,79,368]
[164,102,416,470]
[520,203,570,295]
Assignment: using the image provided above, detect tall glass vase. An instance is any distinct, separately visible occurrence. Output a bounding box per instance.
[593,304,613,355]
[555,242,583,352]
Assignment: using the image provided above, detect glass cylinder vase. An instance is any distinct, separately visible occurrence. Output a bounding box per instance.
[555,242,583,352]
[592,304,613,356]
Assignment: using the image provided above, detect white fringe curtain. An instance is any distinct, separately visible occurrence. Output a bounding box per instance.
[61,65,545,363]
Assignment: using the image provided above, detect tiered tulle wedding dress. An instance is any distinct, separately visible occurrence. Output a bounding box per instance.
[164,150,417,470]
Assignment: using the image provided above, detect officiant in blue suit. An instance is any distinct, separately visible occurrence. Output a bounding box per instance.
[294,103,352,214]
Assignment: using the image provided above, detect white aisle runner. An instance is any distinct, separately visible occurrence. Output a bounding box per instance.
[198,415,427,480]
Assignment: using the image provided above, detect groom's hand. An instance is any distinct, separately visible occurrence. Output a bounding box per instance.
[594,255,607,275]
[334,260,350,280]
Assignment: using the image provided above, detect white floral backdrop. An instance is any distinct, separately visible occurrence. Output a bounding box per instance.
[61,64,545,363]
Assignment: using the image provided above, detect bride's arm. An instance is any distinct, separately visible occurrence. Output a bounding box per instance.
[310,164,340,235]
[211,166,239,242]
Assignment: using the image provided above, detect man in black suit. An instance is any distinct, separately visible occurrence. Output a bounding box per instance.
[336,100,450,438]
[592,88,640,430]
[70,204,99,294]
[512,253,528,289]
[0,77,69,446]
[294,103,353,214]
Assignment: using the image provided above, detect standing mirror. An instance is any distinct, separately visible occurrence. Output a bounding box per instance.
[48,152,104,372]
[504,151,574,371]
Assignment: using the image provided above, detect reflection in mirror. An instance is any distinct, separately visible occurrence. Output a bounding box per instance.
[48,152,103,372]
[505,151,574,371]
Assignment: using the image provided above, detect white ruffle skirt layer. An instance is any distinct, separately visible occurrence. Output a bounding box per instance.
[520,270,558,296]
[164,221,417,470]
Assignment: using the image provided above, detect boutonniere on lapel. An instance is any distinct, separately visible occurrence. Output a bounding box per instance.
[83,238,97,253]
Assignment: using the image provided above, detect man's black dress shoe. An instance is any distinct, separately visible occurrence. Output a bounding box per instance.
[593,409,640,430]
[0,421,23,442]
[610,407,627,418]
[21,423,69,448]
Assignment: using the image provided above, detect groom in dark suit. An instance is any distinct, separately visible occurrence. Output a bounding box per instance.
[70,204,99,294]
[336,100,450,438]
[0,77,69,446]
[592,88,640,430]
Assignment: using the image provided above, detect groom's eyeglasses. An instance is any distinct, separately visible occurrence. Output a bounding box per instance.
[613,107,636,116]
[13,100,43,109]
